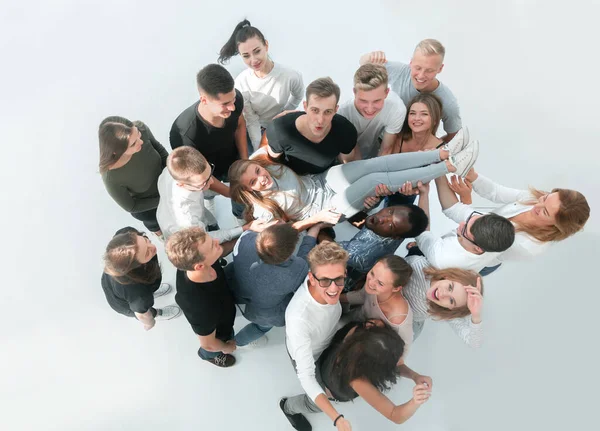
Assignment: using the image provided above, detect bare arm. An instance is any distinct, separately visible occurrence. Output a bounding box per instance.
[197,330,236,354]
[434,176,459,210]
[314,394,351,429]
[208,178,231,198]
[377,132,397,157]
[339,145,361,163]
[134,310,155,331]
[235,115,249,159]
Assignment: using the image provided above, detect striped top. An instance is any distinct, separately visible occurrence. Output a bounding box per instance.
[403,255,483,348]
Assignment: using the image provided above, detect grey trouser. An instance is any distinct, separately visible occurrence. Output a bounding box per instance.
[323,150,447,217]
[284,345,326,416]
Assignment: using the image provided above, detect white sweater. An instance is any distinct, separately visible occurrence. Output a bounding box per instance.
[471,174,551,263]
[156,168,243,242]
[285,277,341,402]
[235,63,304,150]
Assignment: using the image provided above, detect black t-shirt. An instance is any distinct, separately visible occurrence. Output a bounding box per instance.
[169,89,244,179]
[175,263,236,340]
[101,257,161,317]
[267,112,357,175]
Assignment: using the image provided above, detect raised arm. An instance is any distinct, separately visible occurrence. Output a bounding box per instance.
[359,51,387,65]
[469,169,531,203]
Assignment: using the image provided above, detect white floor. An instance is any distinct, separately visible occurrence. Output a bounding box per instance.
[2,1,599,430]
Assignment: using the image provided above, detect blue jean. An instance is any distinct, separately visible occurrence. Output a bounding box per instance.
[235,323,272,346]
[198,330,234,360]
[479,263,502,277]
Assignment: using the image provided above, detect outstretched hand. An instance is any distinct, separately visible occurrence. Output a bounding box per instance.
[363,196,381,210]
[448,175,473,204]
[375,183,393,197]
[248,219,279,232]
[412,383,432,405]
[315,208,342,225]
[400,181,430,196]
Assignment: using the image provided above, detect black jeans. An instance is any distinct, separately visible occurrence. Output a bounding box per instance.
[131,208,160,232]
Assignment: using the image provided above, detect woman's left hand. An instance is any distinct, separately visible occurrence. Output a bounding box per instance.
[466,277,483,323]
[413,374,433,391]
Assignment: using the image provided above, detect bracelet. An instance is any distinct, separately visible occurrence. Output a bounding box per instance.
[333,414,344,426]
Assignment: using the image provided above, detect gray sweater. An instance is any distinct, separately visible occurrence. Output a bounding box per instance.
[229,231,316,327]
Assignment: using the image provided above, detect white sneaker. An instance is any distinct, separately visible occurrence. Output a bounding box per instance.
[445,127,470,156]
[239,335,269,349]
[155,305,182,320]
[450,139,479,178]
[154,283,172,298]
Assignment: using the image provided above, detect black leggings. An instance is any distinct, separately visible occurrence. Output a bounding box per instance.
[131,208,160,233]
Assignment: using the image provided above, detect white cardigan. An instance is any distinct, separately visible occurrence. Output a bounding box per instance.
[471,174,551,263]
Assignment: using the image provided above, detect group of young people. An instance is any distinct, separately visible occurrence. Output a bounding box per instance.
[98,20,591,431]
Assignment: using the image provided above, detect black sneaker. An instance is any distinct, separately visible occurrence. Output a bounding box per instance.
[279,398,312,431]
[203,353,236,368]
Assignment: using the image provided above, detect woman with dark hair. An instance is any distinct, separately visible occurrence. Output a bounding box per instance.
[229,138,478,230]
[280,320,431,430]
[219,20,303,151]
[102,227,181,330]
[99,116,169,237]
[403,255,484,346]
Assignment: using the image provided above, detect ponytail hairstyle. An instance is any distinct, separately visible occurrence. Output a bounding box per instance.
[228,154,301,222]
[377,255,413,288]
[98,116,135,173]
[103,228,161,285]
[218,19,267,64]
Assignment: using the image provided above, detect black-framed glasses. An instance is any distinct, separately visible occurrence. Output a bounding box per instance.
[460,211,483,247]
[313,273,347,288]
[189,163,215,190]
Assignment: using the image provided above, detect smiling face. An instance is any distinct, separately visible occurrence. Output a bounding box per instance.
[353,85,389,119]
[239,163,274,192]
[365,262,401,297]
[409,51,444,92]
[426,279,468,309]
[201,89,237,119]
[123,126,143,156]
[238,36,269,73]
[408,102,433,134]
[530,192,561,227]
[302,94,338,138]
[365,206,412,238]
[134,234,157,265]
[308,263,346,305]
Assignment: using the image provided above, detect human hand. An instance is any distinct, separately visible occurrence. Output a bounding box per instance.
[335,416,352,431]
[307,222,329,237]
[272,110,302,120]
[466,277,483,323]
[363,196,381,210]
[222,339,237,354]
[143,320,156,331]
[465,167,478,183]
[247,219,278,232]
[366,51,387,64]
[412,383,431,405]
[448,175,473,204]
[416,181,430,195]
[413,374,433,391]
[399,181,419,196]
[315,208,342,225]
[375,183,393,197]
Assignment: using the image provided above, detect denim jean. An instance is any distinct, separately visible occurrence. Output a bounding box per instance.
[235,323,272,346]
[324,150,447,218]
[479,263,502,277]
[198,330,234,360]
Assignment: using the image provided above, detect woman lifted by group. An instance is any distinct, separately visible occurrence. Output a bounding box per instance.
[97,19,590,431]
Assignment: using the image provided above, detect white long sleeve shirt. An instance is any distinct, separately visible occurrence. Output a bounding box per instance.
[235,63,304,150]
[404,255,483,348]
[285,277,341,402]
[416,202,501,272]
[156,168,243,242]
[471,174,551,263]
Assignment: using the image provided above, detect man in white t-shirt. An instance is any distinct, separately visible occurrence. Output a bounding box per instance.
[360,39,461,143]
[280,242,352,431]
[338,63,406,160]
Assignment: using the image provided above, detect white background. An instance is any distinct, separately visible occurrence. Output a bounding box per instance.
[1,0,599,430]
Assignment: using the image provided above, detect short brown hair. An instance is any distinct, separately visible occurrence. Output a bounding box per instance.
[423,267,483,320]
[256,223,299,264]
[307,242,348,273]
[353,64,388,91]
[165,227,208,271]
[414,39,446,61]
[167,147,209,182]
[306,77,340,104]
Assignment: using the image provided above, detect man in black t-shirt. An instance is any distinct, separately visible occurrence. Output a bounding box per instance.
[265,77,358,175]
[170,64,248,215]
[166,226,238,368]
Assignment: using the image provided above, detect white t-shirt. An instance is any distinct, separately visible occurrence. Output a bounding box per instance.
[285,277,341,402]
[156,168,242,242]
[235,63,304,150]
[338,90,406,159]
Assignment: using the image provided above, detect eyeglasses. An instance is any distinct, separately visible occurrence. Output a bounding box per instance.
[460,211,483,247]
[312,273,347,288]
[187,163,215,190]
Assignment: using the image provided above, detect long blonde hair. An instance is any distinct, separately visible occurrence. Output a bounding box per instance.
[228,155,304,222]
[517,188,590,242]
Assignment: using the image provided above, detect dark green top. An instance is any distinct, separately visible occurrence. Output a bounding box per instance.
[102,121,169,213]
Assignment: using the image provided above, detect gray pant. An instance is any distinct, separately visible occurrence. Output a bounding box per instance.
[283,393,322,416]
[323,150,447,217]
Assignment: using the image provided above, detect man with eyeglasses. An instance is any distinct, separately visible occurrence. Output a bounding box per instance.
[156,147,272,253]
[281,242,353,431]
[409,176,515,273]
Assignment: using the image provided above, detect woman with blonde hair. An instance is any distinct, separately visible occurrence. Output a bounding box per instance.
[102,227,181,330]
[402,255,484,347]
[99,116,169,237]
[228,137,479,230]
[448,168,590,273]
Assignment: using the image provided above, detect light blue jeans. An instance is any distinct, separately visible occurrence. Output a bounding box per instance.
[323,150,447,217]
[235,323,272,346]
